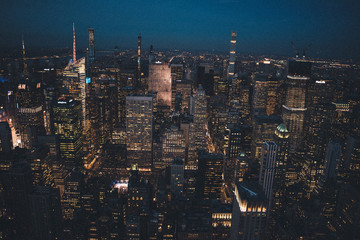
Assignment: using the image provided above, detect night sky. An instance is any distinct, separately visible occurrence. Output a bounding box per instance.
[1,0,360,60]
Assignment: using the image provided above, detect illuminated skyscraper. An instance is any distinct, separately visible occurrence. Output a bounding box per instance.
[16,80,44,149]
[62,170,84,220]
[272,123,290,211]
[252,74,268,116]
[259,142,277,204]
[21,35,28,76]
[188,86,207,164]
[196,150,223,200]
[148,62,171,106]
[170,63,183,110]
[53,97,83,171]
[88,28,95,64]
[252,115,282,162]
[61,57,87,132]
[72,23,76,62]
[282,59,311,150]
[137,33,142,84]
[229,182,268,240]
[126,95,153,168]
[228,31,237,81]
[162,125,186,168]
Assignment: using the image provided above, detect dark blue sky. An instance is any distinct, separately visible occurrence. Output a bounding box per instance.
[1,0,360,60]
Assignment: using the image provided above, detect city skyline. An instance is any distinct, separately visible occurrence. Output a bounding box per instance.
[1,0,360,60]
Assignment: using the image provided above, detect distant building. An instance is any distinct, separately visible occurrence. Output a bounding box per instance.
[88,28,95,64]
[228,31,237,81]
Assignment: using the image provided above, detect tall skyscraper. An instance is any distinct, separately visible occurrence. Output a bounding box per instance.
[3,161,33,237]
[137,33,142,84]
[228,31,237,81]
[149,44,154,64]
[252,115,282,162]
[259,142,277,204]
[61,57,87,132]
[0,121,12,152]
[282,59,311,150]
[229,182,268,240]
[21,35,28,76]
[320,140,341,185]
[170,63,183,110]
[170,158,184,198]
[62,170,84,220]
[196,150,223,200]
[29,186,63,240]
[188,86,207,164]
[126,95,153,168]
[72,23,76,62]
[53,97,83,171]
[343,136,360,185]
[148,62,172,106]
[162,125,186,168]
[16,80,45,149]
[88,27,95,64]
[252,74,268,115]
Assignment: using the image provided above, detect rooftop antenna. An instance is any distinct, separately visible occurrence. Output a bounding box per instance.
[302,43,312,59]
[73,23,76,63]
[291,41,300,59]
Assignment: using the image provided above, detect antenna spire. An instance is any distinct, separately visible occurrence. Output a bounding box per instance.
[73,23,76,63]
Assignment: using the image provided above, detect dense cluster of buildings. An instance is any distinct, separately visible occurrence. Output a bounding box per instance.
[0,27,359,240]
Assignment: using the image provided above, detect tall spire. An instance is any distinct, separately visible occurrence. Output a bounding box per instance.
[73,22,76,63]
[22,35,28,76]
